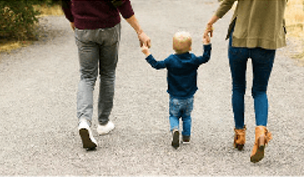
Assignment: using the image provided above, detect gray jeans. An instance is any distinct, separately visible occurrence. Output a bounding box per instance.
[75,23,121,126]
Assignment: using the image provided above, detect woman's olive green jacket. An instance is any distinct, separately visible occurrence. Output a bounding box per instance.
[215,0,287,50]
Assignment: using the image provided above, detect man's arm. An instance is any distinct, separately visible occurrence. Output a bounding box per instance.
[61,0,73,22]
[115,0,151,47]
[125,15,151,48]
[61,0,75,30]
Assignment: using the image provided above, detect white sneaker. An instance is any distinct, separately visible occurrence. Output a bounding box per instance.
[78,120,98,149]
[97,121,115,135]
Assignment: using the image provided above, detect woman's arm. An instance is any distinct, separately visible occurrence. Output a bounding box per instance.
[215,0,237,19]
[204,0,236,38]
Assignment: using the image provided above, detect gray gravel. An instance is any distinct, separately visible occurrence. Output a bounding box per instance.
[0,0,303,175]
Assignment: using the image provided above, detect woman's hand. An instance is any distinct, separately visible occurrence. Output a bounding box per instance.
[204,23,214,38]
[204,15,219,39]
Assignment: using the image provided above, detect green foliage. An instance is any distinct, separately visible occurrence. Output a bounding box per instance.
[32,0,61,5]
[0,0,41,40]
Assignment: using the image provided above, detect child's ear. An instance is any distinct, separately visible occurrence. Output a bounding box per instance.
[189,46,192,51]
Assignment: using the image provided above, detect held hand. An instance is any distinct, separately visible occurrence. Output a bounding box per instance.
[70,22,75,31]
[203,34,211,45]
[204,23,213,39]
[141,44,151,57]
[138,31,151,48]
[204,15,219,39]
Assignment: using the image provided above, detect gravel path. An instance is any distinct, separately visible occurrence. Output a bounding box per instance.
[0,0,303,175]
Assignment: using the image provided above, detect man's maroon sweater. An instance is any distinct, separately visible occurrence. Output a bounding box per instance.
[62,0,134,29]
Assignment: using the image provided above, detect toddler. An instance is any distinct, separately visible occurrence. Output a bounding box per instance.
[141,31,212,148]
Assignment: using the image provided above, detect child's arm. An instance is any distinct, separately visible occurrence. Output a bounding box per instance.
[141,44,151,57]
[141,45,166,70]
[194,35,212,65]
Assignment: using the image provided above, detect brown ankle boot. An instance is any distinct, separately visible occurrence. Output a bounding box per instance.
[250,126,272,163]
[234,125,246,150]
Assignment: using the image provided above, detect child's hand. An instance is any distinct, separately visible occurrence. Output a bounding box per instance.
[203,35,211,45]
[141,44,151,57]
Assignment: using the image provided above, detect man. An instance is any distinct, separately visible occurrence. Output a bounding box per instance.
[62,0,151,150]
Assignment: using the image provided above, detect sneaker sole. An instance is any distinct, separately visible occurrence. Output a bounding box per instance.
[182,141,190,145]
[97,123,115,135]
[98,130,112,136]
[79,128,97,150]
[172,131,180,149]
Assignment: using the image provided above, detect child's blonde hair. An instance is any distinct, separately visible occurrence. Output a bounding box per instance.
[173,31,192,54]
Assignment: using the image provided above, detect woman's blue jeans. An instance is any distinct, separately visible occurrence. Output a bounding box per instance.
[228,36,276,129]
[169,96,194,136]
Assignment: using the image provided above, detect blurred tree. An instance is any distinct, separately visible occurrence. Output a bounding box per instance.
[0,0,40,40]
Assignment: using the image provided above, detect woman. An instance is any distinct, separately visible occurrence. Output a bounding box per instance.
[204,0,287,163]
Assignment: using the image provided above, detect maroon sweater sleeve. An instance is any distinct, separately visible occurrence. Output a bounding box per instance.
[117,0,135,19]
[62,0,74,22]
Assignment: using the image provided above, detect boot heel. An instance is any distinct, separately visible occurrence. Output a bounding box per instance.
[251,135,266,163]
[258,136,265,148]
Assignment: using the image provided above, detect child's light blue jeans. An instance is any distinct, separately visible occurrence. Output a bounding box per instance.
[169,96,194,136]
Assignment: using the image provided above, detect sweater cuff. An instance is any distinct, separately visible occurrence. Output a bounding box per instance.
[203,44,212,51]
[145,54,153,60]
[117,0,135,19]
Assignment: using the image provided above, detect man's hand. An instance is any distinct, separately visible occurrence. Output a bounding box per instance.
[141,44,151,57]
[138,31,151,48]
[70,22,75,31]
